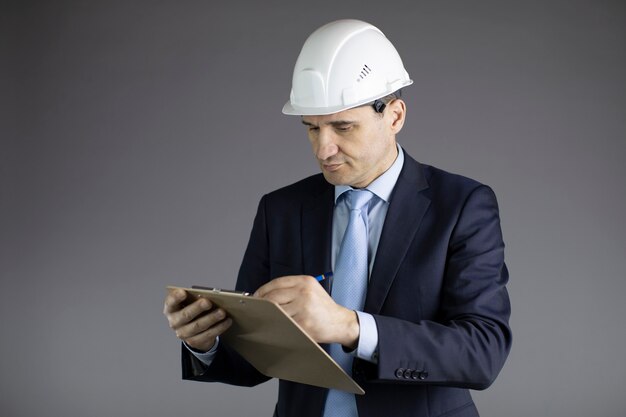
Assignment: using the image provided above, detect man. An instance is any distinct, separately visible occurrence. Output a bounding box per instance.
[164,19,511,417]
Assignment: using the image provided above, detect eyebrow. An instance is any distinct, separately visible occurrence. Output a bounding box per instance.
[301,119,356,127]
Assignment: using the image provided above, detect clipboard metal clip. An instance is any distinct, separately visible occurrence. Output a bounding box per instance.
[191,285,251,297]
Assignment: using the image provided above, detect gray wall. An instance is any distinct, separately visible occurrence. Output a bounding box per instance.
[2,1,625,416]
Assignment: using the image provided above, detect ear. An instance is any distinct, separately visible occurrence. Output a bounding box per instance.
[386,99,406,134]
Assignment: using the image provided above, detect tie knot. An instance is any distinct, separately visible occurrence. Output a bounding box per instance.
[347,189,373,212]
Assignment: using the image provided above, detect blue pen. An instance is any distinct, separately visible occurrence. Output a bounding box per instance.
[314,272,333,282]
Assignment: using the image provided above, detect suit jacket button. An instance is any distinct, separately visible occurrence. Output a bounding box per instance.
[419,371,429,380]
[410,370,420,380]
[403,369,413,379]
[395,368,405,379]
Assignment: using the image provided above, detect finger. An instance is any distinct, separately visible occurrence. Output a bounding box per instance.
[254,275,312,297]
[169,297,213,329]
[260,287,302,306]
[184,317,233,350]
[176,308,227,339]
[254,277,294,297]
[163,289,188,314]
[276,299,302,318]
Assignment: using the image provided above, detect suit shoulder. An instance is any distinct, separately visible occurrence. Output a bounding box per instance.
[263,173,330,204]
[421,163,488,193]
[416,163,499,208]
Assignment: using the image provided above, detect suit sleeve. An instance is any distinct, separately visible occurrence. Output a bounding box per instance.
[181,196,272,387]
[361,185,512,390]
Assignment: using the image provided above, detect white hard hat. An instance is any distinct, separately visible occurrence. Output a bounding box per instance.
[282,19,413,116]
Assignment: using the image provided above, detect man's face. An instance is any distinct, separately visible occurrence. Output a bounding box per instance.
[302,103,401,188]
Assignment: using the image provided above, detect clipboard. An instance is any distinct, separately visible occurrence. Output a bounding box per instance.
[168,286,365,395]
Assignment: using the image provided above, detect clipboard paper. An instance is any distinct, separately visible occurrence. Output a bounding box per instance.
[168,286,365,395]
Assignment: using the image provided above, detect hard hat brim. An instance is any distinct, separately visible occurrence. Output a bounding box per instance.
[282,79,413,116]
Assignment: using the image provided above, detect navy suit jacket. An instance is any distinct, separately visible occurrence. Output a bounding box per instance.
[181,152,512,417]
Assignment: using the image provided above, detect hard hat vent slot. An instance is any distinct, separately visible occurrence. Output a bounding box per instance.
[357,64,372,82]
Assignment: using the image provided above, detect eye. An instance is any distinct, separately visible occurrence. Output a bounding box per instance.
[335,125,352,132]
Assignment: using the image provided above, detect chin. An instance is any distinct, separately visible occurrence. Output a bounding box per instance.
[322,172,346,186]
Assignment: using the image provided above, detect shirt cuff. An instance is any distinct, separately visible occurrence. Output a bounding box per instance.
[184,337,220,366]
[354,311,379,364]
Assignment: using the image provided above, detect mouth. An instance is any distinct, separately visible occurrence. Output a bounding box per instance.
[322,163,343,172]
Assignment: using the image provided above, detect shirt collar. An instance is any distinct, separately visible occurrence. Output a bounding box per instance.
[334,143,405,204]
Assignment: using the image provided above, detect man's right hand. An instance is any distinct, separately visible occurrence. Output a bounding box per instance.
[163,288,232,353]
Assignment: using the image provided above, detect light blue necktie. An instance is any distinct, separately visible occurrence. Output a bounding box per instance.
[323,189,373,417]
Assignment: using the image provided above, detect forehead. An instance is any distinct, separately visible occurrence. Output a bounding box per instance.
[301,105,373,125]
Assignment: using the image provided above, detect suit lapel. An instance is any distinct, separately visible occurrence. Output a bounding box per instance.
[365,155,431,314]
[302,182,334,290]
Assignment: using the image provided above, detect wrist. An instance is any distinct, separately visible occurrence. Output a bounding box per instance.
[185,337,217,354]
[339,309,360,349]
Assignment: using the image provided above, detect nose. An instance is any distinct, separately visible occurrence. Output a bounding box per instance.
[315,128,339,161]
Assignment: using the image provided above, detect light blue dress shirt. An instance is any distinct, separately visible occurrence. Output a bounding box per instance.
[332,144,404,364]
[187,145,406,369]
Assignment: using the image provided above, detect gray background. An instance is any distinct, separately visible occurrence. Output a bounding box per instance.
[2,1,625,416]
